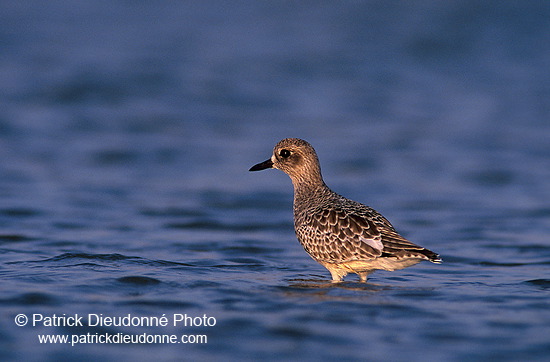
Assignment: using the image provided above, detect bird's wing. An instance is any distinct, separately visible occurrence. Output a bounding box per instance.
[296,206,436,263]
[362,207,441,262]
[296,207,384,263]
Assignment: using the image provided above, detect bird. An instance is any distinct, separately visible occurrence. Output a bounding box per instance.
[249,138,441,282]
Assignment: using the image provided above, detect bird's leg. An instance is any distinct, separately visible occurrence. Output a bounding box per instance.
[358,272,369,282]
[328,268,346,283]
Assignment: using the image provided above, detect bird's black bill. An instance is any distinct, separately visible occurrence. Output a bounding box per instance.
[249,159,273,171]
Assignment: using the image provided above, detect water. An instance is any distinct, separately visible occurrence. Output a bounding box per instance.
[1,1,550,361]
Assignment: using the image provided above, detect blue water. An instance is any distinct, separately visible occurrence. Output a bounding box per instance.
[1,1,550,361]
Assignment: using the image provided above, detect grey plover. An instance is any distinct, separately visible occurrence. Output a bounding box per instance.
[250,138,441,282]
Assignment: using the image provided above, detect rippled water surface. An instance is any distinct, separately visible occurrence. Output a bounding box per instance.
[1,1,550,361]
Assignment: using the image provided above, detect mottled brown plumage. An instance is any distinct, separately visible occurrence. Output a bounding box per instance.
[250,138,441,282]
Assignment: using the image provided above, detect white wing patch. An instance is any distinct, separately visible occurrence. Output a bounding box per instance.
[360,236,383,252]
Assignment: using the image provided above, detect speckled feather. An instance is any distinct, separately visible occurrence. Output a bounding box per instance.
[295,196,439,264]
[250,138,441,282]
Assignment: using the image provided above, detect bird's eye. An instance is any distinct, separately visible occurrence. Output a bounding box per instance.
[279,149,291,158]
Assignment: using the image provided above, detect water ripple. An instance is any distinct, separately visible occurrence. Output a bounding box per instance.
[0,234,35,243]
[116,276,162,285]
[525,279,550,290]
[0,292,60,306]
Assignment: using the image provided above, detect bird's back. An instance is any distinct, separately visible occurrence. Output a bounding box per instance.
[294,189,441,267]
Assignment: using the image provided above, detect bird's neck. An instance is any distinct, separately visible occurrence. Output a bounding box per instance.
[292,177,332,211]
